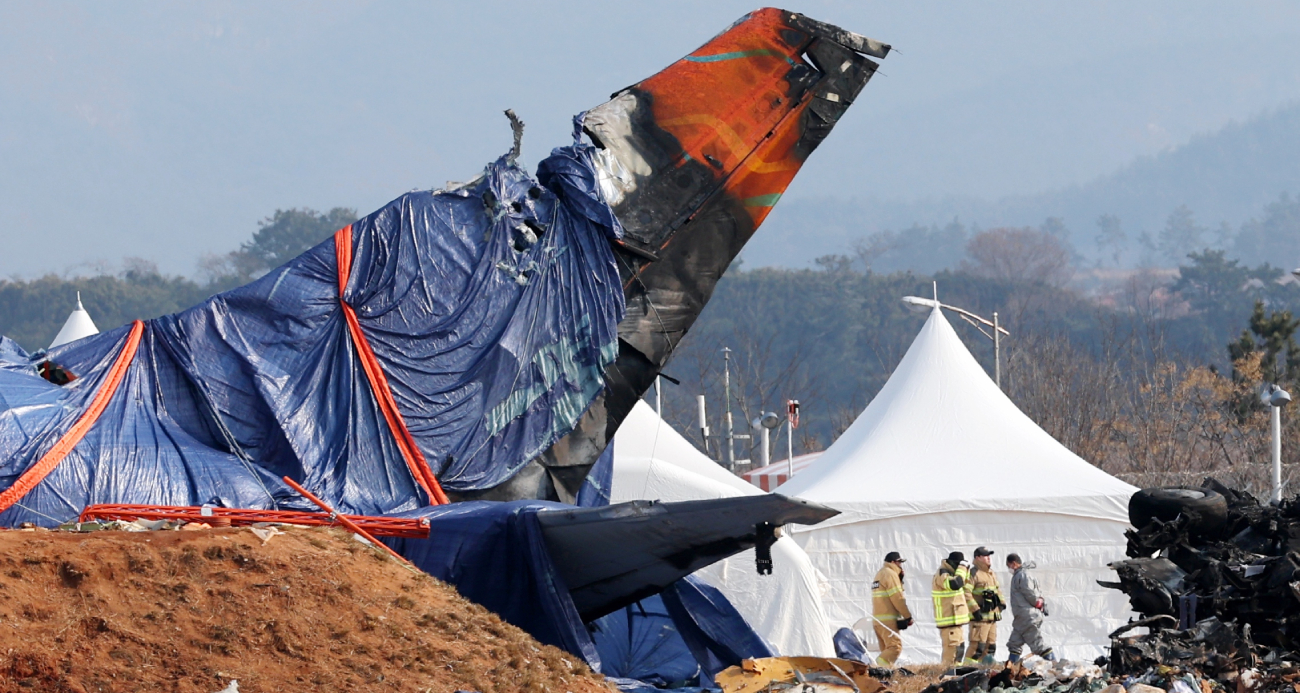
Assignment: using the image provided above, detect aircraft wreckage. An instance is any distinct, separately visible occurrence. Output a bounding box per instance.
[0,8,887,656]
[1103,481,1300,682]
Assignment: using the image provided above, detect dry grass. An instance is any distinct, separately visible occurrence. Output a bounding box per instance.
[889,664,948,693]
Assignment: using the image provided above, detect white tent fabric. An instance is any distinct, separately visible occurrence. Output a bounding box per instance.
[778,307,1136,663]
[610,400,836,657]
[49,293,99,348]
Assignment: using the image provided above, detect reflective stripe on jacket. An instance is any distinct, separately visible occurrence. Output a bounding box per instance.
[872,562,911,621]
[966,566,1004,621]
[932,560,971,628]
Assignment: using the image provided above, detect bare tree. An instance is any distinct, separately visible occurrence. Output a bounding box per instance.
[963,227,1074,286]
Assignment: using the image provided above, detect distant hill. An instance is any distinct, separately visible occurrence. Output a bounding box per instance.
[748,102,1300,270]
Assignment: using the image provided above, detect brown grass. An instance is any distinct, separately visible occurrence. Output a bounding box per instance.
[888,665,949,693]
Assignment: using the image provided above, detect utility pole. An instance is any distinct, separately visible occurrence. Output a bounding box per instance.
[698,347,749,471]
[786,399,799,479]
[993,312,1001,389]
[723,348,735,469]
[697,395,711,457]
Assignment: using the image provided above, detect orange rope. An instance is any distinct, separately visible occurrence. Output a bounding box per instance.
[334,227,449,505]
[281,476,416,566]
[0,320,144,515]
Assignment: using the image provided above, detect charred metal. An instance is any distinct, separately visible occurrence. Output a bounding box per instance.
[1103,480,1300,684]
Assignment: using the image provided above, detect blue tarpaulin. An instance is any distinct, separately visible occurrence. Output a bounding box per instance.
[833,627,870,663]
[592,596,701,686]
[661,576,776,686]
[0,138,624,526]
[574,441,614,508]
[386,498,773,684]
[384,500,601,666]
[574,439,775,687]
[589,575,776,690]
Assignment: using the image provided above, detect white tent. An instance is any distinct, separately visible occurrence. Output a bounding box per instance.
[49,292,99,348]
[778,307,1136,663]
[610,400,836,657]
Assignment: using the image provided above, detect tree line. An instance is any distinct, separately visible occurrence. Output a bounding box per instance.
[0,208,356,351]
[661,227,1300,498]
[4,206,1300,497]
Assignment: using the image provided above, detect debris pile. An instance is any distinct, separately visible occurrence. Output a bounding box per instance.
[1101,480,1300,686]
[715,656,886,693]
[915,658,1107,693]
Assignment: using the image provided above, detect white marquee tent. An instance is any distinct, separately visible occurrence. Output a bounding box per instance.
[610,400,836,657]
[49,292,99,348]
[778,306,1137,663]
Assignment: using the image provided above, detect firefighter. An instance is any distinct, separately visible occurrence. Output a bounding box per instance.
[931,550,972,666]
[871,551,912,666]
[964,546,1006,665]
[1006,553,1056,664]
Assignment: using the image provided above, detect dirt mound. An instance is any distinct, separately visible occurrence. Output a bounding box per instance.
[0,525,615,693]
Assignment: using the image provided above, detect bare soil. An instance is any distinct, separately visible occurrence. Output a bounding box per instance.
[0,525,616,693]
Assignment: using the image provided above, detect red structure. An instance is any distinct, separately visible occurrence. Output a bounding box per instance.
[78,503,431,539]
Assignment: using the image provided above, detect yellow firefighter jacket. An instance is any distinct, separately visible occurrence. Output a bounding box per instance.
[931,560,972,628]
[872,562,911,622]
[965,566,1005,622]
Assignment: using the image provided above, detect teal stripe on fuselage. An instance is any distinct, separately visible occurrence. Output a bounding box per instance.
[743,193,783,208]
[686,49,794,65]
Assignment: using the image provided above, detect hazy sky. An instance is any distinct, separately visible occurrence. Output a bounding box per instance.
[3,1,1299,277]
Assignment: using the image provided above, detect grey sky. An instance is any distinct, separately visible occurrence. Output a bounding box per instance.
[3,1,1298,277]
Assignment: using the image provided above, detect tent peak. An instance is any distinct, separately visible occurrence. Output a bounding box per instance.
[49,293,99,349]
[777,301,1135,506]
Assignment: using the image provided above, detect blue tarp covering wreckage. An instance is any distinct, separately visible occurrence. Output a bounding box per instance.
[0,131,773,680]
[384,496,774,683]
[0,137,624,527]
[0,6,889,685]
[0,3,885,531]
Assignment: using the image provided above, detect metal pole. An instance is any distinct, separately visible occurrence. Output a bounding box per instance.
[697,394,711,458]
[761,426,771,467]
[655,375,662,416]
[722,348,735,470]
[786,418,794,479]
[1273,404,1283,504]
[993,311,1001,389]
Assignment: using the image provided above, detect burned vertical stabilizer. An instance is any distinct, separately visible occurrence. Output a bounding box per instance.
[458,8,889,501]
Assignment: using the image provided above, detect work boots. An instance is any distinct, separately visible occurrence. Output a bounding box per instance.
[980,644,997,666]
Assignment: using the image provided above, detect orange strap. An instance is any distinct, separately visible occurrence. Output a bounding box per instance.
[0,320,144,515]
[334,227,449,505]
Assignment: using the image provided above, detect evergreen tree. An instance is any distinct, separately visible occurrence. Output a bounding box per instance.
[1227,300,1300,385]
[241,207,359,275]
